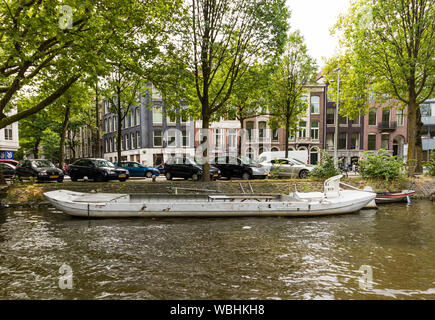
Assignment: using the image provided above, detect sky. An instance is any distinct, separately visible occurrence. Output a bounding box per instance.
[286,0,351,69]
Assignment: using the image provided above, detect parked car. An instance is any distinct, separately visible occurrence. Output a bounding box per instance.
[67,158,129,182]
[115,161,159,178]
[15,159,64,182]
[259,158,313,179]
[0,162,15,179]
[155,164,165,175]
[211,156,268,180]
[0,159,19,166]
[164,156,221,181]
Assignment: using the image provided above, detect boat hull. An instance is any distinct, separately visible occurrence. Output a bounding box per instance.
[44,190,376,218]
[375,190,415,204]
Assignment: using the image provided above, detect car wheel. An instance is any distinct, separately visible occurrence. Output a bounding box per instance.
[145,171,153,178]
[119,178,126,182]
[299,170,309,179]
[242,172,251,180]
[191,173,199,181]
[70,174,78,182]
[165,172,172,180]
[57,178,64,183]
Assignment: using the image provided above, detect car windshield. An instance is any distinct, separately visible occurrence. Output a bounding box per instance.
[240,157,256,165]
[32,160,54,168]
[290,158,306,165]
[94,160,115,168]
[184,157,197,165]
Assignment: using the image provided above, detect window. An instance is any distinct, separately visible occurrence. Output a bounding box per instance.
[381,134,389,149]
[338,132,347,149]
[382,109,390,124]
[326,108,335,124]
[214,129,223,148]
[182,130,189,147]
[310,96,320,114]
[246,121,254,141]
[167,113,176,124]
[369,110,377,125]
[153,130,162,147]
[311,121,319,140]
[326,132,334,149]
[228,129,237,148]
[258,121,266,139]
[136,132,141,148]
[4,125,12,140]
[298,121,306,138]
[125,134,129,150]
[353,113,360,125]
[272,129,279,141]
[152,85,162,100]
[246,147,254,160]
[368,134,376,150]
[153,106,162,124]
[338,114,347,125]
[167,130,176,147]
[135,108,140,126]
[114,136,117,151]
[396,109,404,126]
[131,132,135,149]
[350,133,359,150]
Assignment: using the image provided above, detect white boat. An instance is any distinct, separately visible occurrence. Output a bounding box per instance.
[43,175,376,218]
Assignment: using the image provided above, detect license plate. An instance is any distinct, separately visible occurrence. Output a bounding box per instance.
[119,174,126,178]
[50,175,59,179]
[213,174,218,177]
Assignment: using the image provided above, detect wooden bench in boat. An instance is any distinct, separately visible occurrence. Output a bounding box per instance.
[208,195,279,202]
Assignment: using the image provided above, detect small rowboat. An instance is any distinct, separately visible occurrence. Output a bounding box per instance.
[375,190,415,204]
[44,175,376,218]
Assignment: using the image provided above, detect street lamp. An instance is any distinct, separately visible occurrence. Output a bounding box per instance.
[333,67,341,167]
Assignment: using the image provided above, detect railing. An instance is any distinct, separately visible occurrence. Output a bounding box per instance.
[378,121,397,130]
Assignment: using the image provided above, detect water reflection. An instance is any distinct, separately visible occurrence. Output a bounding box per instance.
[0,201,434,299]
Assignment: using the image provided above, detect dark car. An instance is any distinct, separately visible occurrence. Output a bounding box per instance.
[155,164,165,175]
[164,156,221,181]
[0,162,15,179]
[0,159,19,166]
[211,156,268,180]
[114,161,159,178]
[67,158,129,182]
[15,159,64,182]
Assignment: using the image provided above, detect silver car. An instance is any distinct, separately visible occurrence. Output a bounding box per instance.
[259,158,313,179]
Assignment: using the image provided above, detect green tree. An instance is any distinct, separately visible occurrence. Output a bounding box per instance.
[327,0,435,175]
[176,0,289,180]
[267,31,317,158]
[222,62,272,156]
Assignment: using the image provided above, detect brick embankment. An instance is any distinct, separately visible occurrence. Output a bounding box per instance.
[0,176,434,207]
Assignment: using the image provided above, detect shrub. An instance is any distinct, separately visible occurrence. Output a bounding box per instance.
[424,152,435,176]
[358,149,404,181]
[309,150,340,179]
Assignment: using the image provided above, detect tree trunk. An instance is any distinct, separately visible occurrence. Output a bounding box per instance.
[284,108,290,158]
[59,105,71,171]
[95,83,101,158]
[407,98,417,176]
[33,138,40,159]
[238,117,244,158]
[202,114,211,182]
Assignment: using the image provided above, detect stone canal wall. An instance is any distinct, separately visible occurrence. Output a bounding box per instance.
[1,176,434,207]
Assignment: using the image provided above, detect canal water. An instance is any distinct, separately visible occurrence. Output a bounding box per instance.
[0,200,434,300]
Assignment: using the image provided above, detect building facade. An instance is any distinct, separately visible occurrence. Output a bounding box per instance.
[0,111,20,160]
[421,98,435,161]
[103,86,195,166]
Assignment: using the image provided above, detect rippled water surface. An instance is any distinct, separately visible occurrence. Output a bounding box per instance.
[0,200,434,300]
